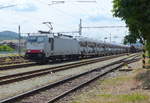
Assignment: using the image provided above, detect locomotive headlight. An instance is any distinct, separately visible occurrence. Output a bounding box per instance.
[40,50,43,52]
[27,50,31,53]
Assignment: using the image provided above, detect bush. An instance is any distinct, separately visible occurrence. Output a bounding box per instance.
[0,45,14,52]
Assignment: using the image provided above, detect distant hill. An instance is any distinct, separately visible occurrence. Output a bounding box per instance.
[0,31,19,40]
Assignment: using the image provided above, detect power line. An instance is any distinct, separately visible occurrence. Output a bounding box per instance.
[0,4,16,9]
[37,0,81,22]
[49,0,96,5]
[82,26,127,29]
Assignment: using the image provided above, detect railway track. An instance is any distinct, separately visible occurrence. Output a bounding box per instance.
[0,59,29,65]
[0,56,37,70]
[0,53,135,85]
[0,56,24,64]
[0,62,36,70]
[0,53,140,103]
[0,54,126,70]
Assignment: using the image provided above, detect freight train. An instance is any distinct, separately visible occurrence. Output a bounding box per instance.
[25,32,138,63]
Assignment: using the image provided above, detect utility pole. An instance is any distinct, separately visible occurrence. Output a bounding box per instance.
[104,37,107,43]
[110,33,111,43]
[18,25,21,55]
[79,19,82,35]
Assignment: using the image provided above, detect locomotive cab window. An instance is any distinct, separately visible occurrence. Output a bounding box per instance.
[27,36,37,42]
[37,37,45,43]
[27,36,45,43]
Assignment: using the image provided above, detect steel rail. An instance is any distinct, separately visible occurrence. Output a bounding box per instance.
[0,62,36,70]
[0,54,135,85]
[0,56,23,60]
[0,54,127,70]
[0,60,30,65]
[0,56,34,70]
[0,55,140,103]
[48,58,140,103]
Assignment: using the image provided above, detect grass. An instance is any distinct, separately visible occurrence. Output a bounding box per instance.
[119,93,148,102]
[71,93,149,103]
[145,51,148,56]
[136,69,150,89]
[99,76,131,86]
[97,93,148,103]
[145,51,150,64]
[70,68,150,103]
[0,45,14,52]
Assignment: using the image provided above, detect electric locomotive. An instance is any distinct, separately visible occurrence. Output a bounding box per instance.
[25,32,130,63]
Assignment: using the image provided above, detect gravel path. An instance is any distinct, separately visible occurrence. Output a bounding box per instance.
[0,54,135,100]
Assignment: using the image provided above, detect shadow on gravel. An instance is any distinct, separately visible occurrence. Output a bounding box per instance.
[136,69,150,89]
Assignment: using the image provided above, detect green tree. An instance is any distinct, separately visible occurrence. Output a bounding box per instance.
[112,0,150,55]
[124,33,139,45]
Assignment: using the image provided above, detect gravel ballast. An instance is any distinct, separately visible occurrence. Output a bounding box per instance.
[0,55,130,77]
[55,57,142,103]
[0,54,137,100]
[15,63,123,103]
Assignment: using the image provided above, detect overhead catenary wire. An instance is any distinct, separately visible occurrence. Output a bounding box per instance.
[50,0,96,5]
[0,0,128,41]
[48,0,97,21]
[37,0,81,29]
[82,26,127,29]
[0,4,16,9]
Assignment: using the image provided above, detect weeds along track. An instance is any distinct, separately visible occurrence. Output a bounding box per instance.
[0,56,36,70]
[0,62,36,70]
[0,53,137,85]
[0,56,26,65]
[0,54,141,103]
[0,54,128,70]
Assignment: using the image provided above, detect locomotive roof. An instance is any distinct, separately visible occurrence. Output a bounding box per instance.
[75,36,129,47]
[28,33,129,48]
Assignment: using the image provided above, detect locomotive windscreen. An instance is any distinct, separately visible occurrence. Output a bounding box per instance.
[27,36,45,43]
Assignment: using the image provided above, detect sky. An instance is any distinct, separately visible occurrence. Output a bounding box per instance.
[0,0,128,43]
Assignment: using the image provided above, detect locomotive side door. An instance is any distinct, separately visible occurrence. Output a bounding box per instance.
[48,38,54,55]
[44,37,54,57]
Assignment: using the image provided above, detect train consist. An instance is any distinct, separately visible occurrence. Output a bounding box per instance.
[25,32,140,63]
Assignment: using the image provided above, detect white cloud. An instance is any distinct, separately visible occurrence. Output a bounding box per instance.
[0,0,127,43]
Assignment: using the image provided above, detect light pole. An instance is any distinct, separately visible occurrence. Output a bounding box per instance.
[79,19,82,35]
